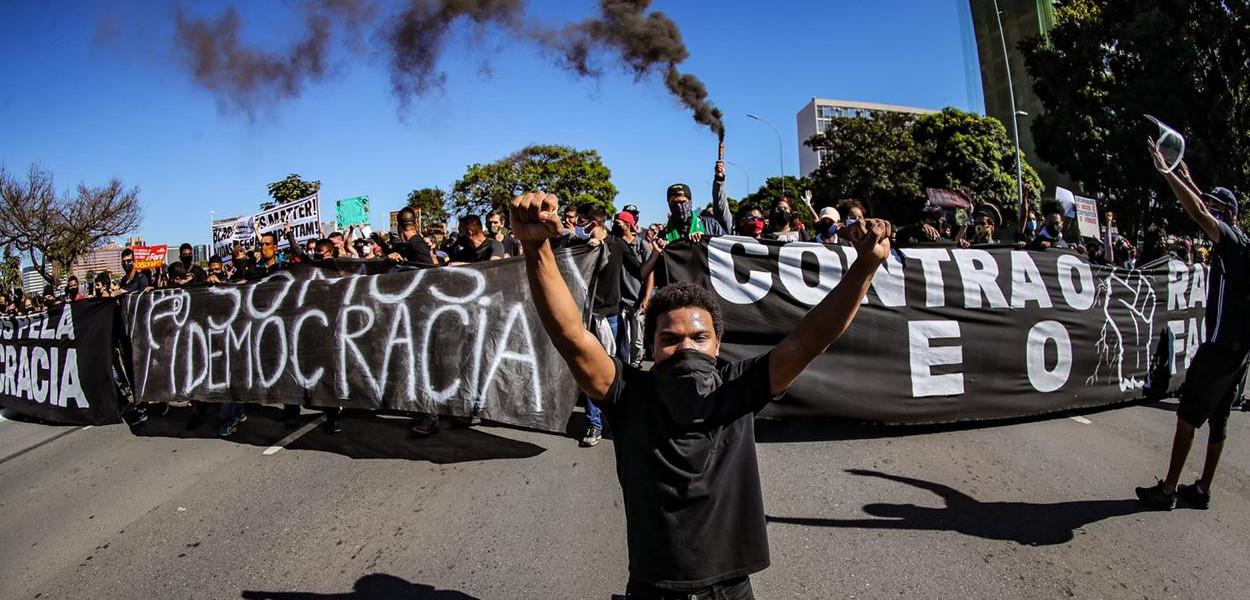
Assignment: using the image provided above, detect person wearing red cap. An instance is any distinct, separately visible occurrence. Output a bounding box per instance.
[615,210,653,368]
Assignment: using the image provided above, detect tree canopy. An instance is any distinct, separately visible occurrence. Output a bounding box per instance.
[739,176,815,222]
[0,165,142,285]
[405,187,449,225]
[804,108,1041,225]
[450,145,617,218]
[1021,0,1250,231]
[263,173,321,210]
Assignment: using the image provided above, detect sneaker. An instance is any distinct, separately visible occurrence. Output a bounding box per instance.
[126,407,149,426]
[580,426,602,447]
[1177,481,1211,509]
[324,419,342,434]
[410,414,439,436]
[218,417,241,438]
[1135,480,1177,510]
[151,403,171,417]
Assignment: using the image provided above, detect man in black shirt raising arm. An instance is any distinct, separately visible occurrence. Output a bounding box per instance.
[510,192,890,599]
[1136,141,1250,510]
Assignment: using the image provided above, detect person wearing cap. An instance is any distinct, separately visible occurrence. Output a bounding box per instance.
[1136,142,1250,510]
[814,206,841,245]
[614,210,652,368]
[661,161,731,244]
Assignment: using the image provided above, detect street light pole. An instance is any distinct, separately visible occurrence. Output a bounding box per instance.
[747,113,787,202]
[725,160,751,197]
[992,0,1026,228]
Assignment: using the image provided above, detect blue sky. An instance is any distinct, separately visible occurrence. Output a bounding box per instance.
[0,0,984,251]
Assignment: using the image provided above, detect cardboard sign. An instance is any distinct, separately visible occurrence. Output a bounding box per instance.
[335,196,370,228]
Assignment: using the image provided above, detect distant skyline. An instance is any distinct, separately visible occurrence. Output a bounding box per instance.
[1,1,986,255]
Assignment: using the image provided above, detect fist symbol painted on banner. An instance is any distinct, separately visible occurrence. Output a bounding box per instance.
[1088,270,1157,391]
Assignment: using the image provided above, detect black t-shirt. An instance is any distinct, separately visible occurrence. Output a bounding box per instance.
[450,237,504,263]
[602,352,776,591]
[395,234,436,267]
[1207,221,1250,346]
[119,271,150,294]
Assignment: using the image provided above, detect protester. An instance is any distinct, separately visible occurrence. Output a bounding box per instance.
[898,205,950,246]
[1027,210,1069,251]
[385,213,437,265]
[206,255,228,285]
[92,273,112,298]
[814,207,841,245]
[660,160,730,244]
[765,202,803,242]
[734,202,766,240]
[116,248,151,295]
[1021,209,1040,243]
[63,275,84,302]
[487,210,522,257]
[1136,143,1250,511]
[449,215,504,264]
[510,191,890,598]
[615,210,652,367]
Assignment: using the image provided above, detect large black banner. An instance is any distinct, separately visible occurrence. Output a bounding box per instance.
[125,249,599,433]
[0,300,123,425]
[662,237,1207,424]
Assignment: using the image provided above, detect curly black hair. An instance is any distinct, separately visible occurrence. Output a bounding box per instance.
[643,282,725,350]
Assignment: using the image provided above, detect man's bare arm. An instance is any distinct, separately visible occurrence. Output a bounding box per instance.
[769,219,890,395]
[513,193,616,401]
[1150,139,1222,244]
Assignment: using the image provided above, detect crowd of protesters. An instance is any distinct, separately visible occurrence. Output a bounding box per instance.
[3,155,1244,441]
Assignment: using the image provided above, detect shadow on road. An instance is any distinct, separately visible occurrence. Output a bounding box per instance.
[131,405,546,464]
[241,573,479,599]
[767,469,1150,546]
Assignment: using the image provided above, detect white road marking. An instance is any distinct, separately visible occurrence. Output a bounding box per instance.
[262,416,326,456]
[1070,416,1093,424]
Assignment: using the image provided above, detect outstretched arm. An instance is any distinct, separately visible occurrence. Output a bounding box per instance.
[769,219,890,395]
[512,193,616,401]
[1149,139,1222,244]
[711,160,732,234]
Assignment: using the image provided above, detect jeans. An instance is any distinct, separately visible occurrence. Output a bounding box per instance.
[584,314,619,430]
[625,576,754,600]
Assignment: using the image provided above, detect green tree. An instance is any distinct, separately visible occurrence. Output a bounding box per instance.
[450,145,617,217]
[263,173,321,210]
[740,176,815,222]
[405,187,449,225]
[804,112,924,223]
[912,108,1043,224]
[1021,0,1250,232]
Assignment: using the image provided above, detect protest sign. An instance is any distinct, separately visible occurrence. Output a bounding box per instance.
[661,238,1203,424]
[0,301,123,425]
[336,196,370,228]
[1074,195,1100,238]
[212,216,254,262]
[250,193,321,249]
[131,245,167,270]
[125,249,601,433]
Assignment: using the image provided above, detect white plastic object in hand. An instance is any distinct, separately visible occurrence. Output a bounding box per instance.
[1145,114,1185,174]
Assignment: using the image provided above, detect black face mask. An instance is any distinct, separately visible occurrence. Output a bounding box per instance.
[122,259,134,272]
[180,255,193,268]
[652,349,723,426]
[669,201,693,226]
[66,287,79,298]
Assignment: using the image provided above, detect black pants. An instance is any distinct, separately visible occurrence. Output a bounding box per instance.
[625,576,754,600]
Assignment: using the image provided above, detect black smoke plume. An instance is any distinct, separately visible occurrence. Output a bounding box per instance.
[555,0,724,138]
[169,0,723,137]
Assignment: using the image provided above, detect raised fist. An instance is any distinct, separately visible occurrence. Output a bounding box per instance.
[845,218,892,263]
[509,192,564,243]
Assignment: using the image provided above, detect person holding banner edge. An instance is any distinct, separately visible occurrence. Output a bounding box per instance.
[1136,139,1250,510]
[511,191,890,598]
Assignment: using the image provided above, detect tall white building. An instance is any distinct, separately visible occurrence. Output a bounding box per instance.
[796,98,938,177]
[21,266,46,295]
[70,244,124,281]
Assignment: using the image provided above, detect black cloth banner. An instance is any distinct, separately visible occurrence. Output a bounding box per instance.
[661,237,1208,424]
[124,249,600,433]
[0,300,123,425]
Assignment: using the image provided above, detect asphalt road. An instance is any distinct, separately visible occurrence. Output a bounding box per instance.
[2,400,1249,600]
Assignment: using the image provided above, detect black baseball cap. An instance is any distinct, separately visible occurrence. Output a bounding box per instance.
[623,204,639,215]
[1203,187,1240,216]
[667,183,692,199]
